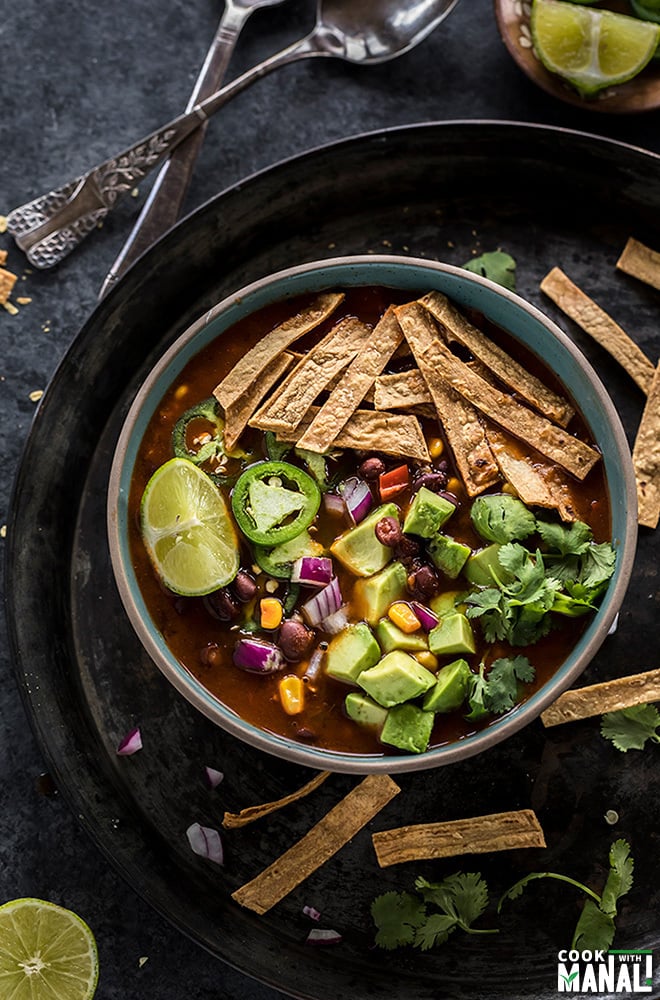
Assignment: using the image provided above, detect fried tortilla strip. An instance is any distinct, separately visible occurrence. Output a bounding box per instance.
[223,351,296,452]
[540,267,655,395]
[541,669,660,727]
[250,316,371,434]
[214,292,344,410]
[485,425,578,521]
[276,405,430,462]
[222,771,331,829]
[0,267,18,305]
[616,237,660,292]
[232,774,401,914]
[394,302,500,496]
[632,360,660,529]
[295,307,403,453]
[373,369,432,410]
[372,809,545,867]
[420,290,574,427]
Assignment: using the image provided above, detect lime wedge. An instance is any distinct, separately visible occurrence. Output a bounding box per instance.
[140,457,239,596]
[531,0,660,96]
[0,898,99,1000]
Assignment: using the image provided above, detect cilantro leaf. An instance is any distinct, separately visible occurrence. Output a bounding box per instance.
[572,899,616,952]
[470,494,536,544]
[463,250,517,291]
[485,656,535,713]
[579,542,617,589]
[371,891,426,950]
[600,839,634,917]
[264,431,290,461]
[465,663,491,720]
[444,872,490,930]
[600,704,660,752]
[536,519,593,556]
[414,913,457,950]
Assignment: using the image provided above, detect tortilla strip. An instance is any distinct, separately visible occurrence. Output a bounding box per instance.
[222,771,331,829]
[0,267,17,305]
[276,406,431,462]
[485,425,578,521]
[249,316,371,434]
[420,290,574,427]
[632,360,660,529]
[394,303,500,495]
[232,774,400,914]
[373,369,431,410]
[541,669,660,728]
[372,809,545,867]
[223,351,296,452]
[540,267,655,395]
[214,292,344,410]
[295,307,403,453]
[616,236,660,292]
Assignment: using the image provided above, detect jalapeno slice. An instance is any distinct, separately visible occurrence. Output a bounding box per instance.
[231,461,321,546]
[172,397,225,466]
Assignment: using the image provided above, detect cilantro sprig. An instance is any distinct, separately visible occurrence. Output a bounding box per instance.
[499,839,633,951]
[466,656,535,721]
[463,251,517,291]
[600,704,660,752]
[372,872,497,950]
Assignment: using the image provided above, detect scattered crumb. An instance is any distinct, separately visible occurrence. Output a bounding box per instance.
[2,301,18,315]
[381,239,392,248]
[0,525,6,539]
[0,215,7,234]
[604,809,619,826]
[447,240,455,248]
[16,296,31,305]
[0,267,18,305]
[138,956,149,968]
[131,187,139,198]
[29,390,44,403]
[402,245,410,252]
[327,242,336,250]
[0,250,7,265]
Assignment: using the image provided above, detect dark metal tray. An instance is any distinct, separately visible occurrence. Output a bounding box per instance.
[7,122,660,1000]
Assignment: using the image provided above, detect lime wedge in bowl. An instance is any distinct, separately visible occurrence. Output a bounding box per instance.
[140,457,239,596]
[531,0,660,96]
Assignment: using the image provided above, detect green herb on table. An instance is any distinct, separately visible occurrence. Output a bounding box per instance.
[499,839,633,951]
[465,656,535,721]
[372,872,497,950]
[463,251,517,291]
[601,704,660,752]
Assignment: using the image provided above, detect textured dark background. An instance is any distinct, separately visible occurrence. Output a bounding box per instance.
[1,1,660,999]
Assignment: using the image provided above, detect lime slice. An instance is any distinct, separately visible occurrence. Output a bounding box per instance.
[140,457,240,596]
[0,898,99,1000]
[531,0,660,95]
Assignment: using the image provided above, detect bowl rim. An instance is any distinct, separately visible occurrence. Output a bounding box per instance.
[107,254,638,774]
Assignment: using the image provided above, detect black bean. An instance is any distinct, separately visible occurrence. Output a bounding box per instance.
[411,471,449,494]
[200,643,223,668]
[205,588,240,621]
[233,570,257,602]
[407,565,440,600]
[279,619,314,662]
[375,516,402,547]
[359,456,386,481]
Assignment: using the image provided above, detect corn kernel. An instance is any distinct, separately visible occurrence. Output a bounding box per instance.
[428,436,444,459]
[414,651,439,672]
[279,674,305,715]
[447,476,462,495]
[260,597,283,629]
[174,384,189,400]
[388,602,421,634]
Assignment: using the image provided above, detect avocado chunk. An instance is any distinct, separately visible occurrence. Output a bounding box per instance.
[403,486,456,538]
[325,623,381,684]
[428,613,476,656]
[376,618,429,654]
[428,533,471,579]
[380,703,435,754]
[430,589,466,617]
[358,650,436,707]
[423,658,472,712]
[345,692,388,731]
[464,543,513,587]
[352,560,407,626]
[331,502,399,577]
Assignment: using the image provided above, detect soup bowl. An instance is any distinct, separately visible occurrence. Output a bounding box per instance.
[107,255,637,773]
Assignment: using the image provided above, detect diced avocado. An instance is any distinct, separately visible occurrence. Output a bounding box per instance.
[376,618,429,654]
[345,692,388,731]
[403,486,456,538]
[429,589,465,617]
[422,658,471,712]
[428,534,471,579]
[428,613,476,657]
[352,561,407,626]
[325,623,381,684]
[464,544,514,587]
[330,502,399,577]
[380,703,435,754]
[358,650,436,707]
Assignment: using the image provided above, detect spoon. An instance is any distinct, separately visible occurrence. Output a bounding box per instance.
[6,0,461,270]
[101,0,291,298]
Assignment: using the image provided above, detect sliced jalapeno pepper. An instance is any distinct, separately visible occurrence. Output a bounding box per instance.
[172,397,225,466]
[231,461,321,546]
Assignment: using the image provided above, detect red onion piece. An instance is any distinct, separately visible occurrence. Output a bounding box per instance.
[301,577,342,627]
[291,556,333,587]
[303,905,321,921]
[204,766,224,789]
[233,637,284,674]
[323,492,346,517]
[186,822,224,865]
[303,648,325,682]
[305,928,343,946]
[340,477,373,524]
[116,727,142,756]
[320,606,348,635]
[411,602,439,632]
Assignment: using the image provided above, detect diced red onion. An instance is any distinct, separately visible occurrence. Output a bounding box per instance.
[186,822,224,865]
[411,602,439,632]
[116,727,142,756]
[303,905,321,921]
[204,766,224,789]
[233,637,284,674]
[303,648,325,682]
[324,492,346,517]
[320,606,349,635]
[340,477,373,524]
[301,577,342,627]
[291,556,333,587]
[305,928,343,946]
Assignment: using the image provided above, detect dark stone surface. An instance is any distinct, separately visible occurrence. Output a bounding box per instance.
[1,3,660,1000]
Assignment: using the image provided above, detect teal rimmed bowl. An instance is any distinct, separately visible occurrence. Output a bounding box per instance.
[107,255,637,774]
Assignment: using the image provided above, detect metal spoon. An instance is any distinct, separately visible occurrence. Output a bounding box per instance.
[6,0,461,270]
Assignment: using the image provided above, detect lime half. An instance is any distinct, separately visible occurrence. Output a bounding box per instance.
[140,457,239,596]
[0,898,99,1000]
[531,0,660,95]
